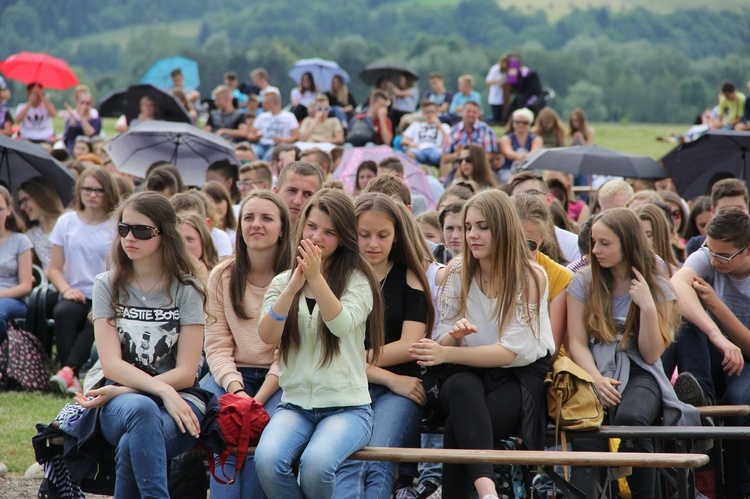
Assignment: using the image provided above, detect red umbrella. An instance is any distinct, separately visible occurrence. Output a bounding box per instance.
[0,51,79,90]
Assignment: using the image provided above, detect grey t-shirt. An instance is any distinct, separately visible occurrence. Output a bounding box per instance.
[0,232,33,291]
[568,269,675,338]
[92,271,205,376]
[685,248,750,328]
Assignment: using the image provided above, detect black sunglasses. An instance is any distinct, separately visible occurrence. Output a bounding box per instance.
[118,222,162,240]
[527,239,539,252]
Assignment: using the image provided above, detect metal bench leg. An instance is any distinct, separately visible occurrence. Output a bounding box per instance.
[674,440,694,499]
[541,466,587,499]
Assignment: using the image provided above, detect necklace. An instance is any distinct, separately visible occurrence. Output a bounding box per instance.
[379,262,393,292]
[133,274,162,301]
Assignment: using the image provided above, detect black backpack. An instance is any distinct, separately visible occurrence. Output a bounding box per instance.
[346,117,376,146]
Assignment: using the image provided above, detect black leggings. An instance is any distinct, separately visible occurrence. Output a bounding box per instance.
[439,370,522,499]
[53,298,94,373]
[570,365,662,498]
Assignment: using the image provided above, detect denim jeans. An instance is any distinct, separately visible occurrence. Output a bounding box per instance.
[99,392,203,499]
[418,433,444,487]
[200,369,282,499]
[252,143,274,161]
[255,402,373,498]
[412,148,443,167]
[661,322,720,404]
[335,384,422,498]
[717,356,750,494]
[0,297,27,341]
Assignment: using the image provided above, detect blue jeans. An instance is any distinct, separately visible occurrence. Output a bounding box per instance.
[255,402,373,498]
[418,433,443,487]
[0,297,27,341]
[200,369,282,499]
[412,148,442,167]
[99,392,203,499]
[252,143,274,161]
[335,384,422,498]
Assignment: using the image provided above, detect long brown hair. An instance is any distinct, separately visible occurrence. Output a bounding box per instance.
[202,181,238,231]
[279,189,385,367]
[584,208,677,347]
[355,193,434,333]
[109,192,206,315]
[635,203,679,277]
[513,193,564,264]
[223,190,292,320]
[73,166,120,214]
[180,213,219,273]
[455,144,497,188]
[455,190,543,335]
[17,176,64,228]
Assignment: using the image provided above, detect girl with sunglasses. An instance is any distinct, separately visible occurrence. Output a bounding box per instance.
[567,208,698,497]
[513,193,571,356]
[411,190,554,499]
[48,167,120,395]
[75,191,214,499]
[446,144,498,189]
[202,191,291,498]
[255,189,385,498]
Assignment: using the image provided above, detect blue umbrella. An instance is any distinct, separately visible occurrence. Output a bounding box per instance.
[141,56,200,91]
[288,58,349,93]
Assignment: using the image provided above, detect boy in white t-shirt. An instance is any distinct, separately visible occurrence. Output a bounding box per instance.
[401,102,450,167]
[15,83,57,142]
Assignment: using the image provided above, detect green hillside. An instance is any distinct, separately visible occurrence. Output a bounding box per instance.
[68,19,202,50]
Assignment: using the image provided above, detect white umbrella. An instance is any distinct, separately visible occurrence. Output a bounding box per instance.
[288,58,349,93]
[105,121,239,186]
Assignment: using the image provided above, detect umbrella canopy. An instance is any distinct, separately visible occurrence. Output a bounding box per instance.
[331,145,434,207]
[288,58,349,93]
[98,84,191,124]
[660,130,750,200]
[518,145,668,179]
[0,51,79,90]
[141,56,200,91]
[104,120,239,187]
[359,63,418,86]
[0,135,76,205]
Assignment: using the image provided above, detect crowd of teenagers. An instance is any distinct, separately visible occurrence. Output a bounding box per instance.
[1,142,749,498]
[2,58,750,499]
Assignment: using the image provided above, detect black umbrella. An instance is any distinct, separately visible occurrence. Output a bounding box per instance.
[98,84,190,124]
[518,145,668,179]
[359,63,418,86]
[660,130,750,200]
[0,135,76,205]
[104,120,239,187]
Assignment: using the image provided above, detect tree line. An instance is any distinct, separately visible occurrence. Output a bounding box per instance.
[2,0,749,123]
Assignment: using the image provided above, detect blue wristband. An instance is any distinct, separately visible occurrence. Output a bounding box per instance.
[269,305,288,321]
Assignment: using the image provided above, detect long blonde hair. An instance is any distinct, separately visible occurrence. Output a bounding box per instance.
[634,203,679,278]
[584,208,677,347]
[455,190,542,335]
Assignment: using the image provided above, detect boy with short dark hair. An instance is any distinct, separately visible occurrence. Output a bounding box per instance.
[718,80,746,129]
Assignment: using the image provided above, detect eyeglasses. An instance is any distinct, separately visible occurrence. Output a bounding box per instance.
[527,239,539,252]
[513,120,530,125]
[454,157,472,166]
[238,180,258,188]
[80,186,105,197]
[118,222,162,240]
[701,240,747,264]
[78,101,92,105]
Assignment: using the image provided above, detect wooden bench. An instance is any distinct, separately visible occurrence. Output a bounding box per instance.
[229,446,708,499]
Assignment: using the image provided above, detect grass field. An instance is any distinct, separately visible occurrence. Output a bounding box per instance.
[0,393,67,474]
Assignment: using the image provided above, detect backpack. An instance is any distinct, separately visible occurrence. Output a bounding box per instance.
[0,325,51,392]
[208,393,270,485]
[346,117,376,146]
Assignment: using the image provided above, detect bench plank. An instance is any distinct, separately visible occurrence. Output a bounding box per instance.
[347,447,709,469]
[697,405,750,417]
[561,425,750,439]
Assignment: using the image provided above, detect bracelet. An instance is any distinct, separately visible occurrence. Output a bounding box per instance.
[61,288,70,297]
[233,388,244,395]
[269,305,288,322]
